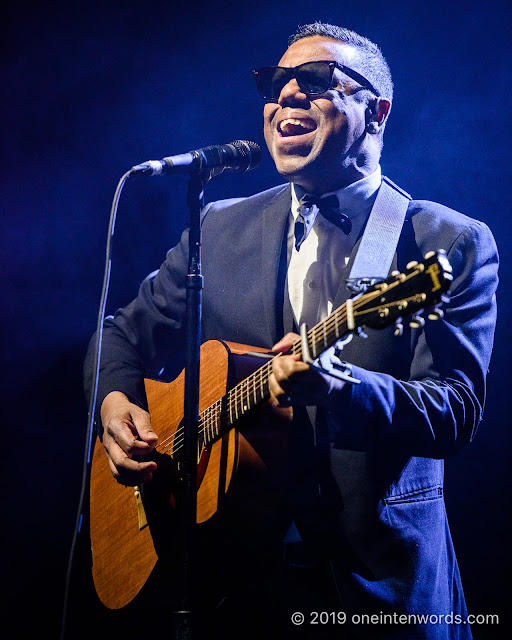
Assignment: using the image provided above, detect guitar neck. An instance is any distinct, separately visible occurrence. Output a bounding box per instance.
[200,300,355,447]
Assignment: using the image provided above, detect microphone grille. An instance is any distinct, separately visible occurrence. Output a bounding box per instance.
[229,140,262,171]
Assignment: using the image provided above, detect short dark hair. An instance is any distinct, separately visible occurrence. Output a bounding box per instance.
[288,22,393,101]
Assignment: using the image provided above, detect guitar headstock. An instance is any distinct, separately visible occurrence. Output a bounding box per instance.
[354,250,452,334]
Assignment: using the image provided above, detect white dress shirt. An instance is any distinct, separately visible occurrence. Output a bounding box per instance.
[286,166,382,329]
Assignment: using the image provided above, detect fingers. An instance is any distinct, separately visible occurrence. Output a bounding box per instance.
[269,352,334,407]
[105,405,157,455]
[100,391,159,485]
[270,333,303,406]
[104,432,157,485]
[269,353,309,407]
[271,332,300,353]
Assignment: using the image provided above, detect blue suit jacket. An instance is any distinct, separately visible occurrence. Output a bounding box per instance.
[85,182,498,638]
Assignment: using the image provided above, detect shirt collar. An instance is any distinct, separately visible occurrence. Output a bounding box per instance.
[291,165,382,220]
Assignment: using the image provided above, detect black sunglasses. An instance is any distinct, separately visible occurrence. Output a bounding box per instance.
[252,60,379,102]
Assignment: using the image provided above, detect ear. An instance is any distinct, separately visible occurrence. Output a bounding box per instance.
[366,98,391,134]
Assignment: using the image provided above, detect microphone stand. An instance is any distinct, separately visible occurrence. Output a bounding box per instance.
[174,171,205,640]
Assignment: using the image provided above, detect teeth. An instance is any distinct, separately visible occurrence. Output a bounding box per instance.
[279,118,316,134]
[282,118,305,127]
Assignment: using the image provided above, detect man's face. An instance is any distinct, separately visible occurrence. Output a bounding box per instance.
[263,36,373,192]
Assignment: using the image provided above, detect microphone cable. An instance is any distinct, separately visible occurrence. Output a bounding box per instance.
[59,169,131,640]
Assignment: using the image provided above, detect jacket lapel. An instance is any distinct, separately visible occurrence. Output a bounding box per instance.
[260,184,292,344]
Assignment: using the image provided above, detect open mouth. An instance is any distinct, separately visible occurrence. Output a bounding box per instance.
[278,117,317,137]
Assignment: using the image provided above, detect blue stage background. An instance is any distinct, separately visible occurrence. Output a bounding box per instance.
[2,1,510,637]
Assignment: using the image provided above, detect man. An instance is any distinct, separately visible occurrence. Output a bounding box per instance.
[85,22,498,639]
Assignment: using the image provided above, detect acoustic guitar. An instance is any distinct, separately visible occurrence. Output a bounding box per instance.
[90,250,452,609]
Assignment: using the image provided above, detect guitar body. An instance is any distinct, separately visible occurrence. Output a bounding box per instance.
[90,431,158,610]
[90,340,291,610]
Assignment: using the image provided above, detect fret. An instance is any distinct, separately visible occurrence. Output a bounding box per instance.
[201,409,207,446]
[205,408,212,445]
[201,409,208,445]
[213,402,218,438]
[233,388,239,422]
[202,400,221,447]
[243,379,249,413]
[210,407,214,444]
[200,415,207,447]
[259,367,264,400]
[209,406,214,442]
[241,382,246,414]
[196,418,203,449]
[263,362,270,399]
[239,380,245,415]
[310,333,317,360]
[242,375,250,409]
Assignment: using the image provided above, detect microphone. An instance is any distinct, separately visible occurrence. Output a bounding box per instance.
[130,140,261,177]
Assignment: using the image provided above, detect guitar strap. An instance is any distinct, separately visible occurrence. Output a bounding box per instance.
[317,175,411,462]
[301,176,412,440]
[346,175,411,292]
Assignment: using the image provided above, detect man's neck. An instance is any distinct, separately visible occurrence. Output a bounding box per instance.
[292,156,380,195]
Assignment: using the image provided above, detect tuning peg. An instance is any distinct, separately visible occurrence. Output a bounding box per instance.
[391,270,400,277]
[409,315,425,329]
[394,322,404,337]
[424,250,435,259]
[406,260,418,270]
[428,308,444,321]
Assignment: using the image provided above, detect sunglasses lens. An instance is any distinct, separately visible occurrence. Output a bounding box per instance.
[253,62,334,100]
[297,63,332,95]
[254,67,290,100]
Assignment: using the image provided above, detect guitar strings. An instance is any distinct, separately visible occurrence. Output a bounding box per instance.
[155,318,343,456]
[154,273,418,457]
[155,280,402,456]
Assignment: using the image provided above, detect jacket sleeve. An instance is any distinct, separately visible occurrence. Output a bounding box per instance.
[83,224,192,427]
[327,220,499,458]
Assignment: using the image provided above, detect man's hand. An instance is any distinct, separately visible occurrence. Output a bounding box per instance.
[100,391,158,485]
[269,333,345,407]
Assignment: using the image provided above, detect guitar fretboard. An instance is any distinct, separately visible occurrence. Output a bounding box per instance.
[199,299,357,447]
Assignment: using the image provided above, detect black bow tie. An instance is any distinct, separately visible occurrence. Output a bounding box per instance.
[294,193,352,250]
